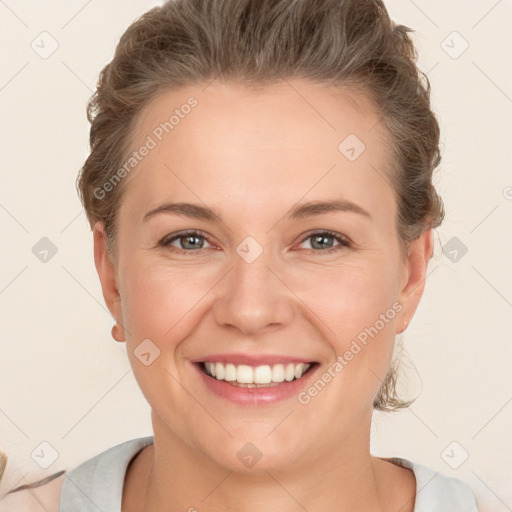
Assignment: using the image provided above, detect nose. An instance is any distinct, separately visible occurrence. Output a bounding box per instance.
[212,244,295,336]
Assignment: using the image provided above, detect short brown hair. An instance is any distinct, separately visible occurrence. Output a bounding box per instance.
[77,0,444,411]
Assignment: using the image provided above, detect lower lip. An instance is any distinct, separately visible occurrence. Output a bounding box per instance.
[193,363,318,405]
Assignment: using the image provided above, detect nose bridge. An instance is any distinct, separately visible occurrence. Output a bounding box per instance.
[213,237,293,334]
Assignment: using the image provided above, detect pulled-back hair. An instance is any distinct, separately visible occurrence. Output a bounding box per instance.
[77,0,444,411]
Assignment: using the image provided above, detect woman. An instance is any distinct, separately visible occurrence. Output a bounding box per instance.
[4,0,480,510]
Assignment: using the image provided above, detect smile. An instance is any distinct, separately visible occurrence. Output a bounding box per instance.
[200,361,315,387]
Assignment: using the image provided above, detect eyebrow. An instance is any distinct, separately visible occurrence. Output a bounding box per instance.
[142,199,372,223]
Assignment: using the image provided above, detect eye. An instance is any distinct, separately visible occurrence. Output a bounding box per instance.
[160,230,213,253]
[159,229,351,255]
[297,230,351,254]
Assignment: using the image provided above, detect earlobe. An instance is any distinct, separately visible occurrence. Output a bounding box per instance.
[111,322,125,342]
[396,228,434,334]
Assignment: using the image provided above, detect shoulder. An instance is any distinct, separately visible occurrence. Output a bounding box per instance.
[0,436,154,512]
[62,435,154,481]
[388,457,480,511]
[59,436,154,510]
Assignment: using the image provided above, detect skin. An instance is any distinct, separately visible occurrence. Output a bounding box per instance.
[93,79,433,512]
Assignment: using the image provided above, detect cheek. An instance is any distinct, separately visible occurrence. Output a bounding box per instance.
[119,257,219,342]
[118,260,218,415]
[287,257,401,341]
[287,260,400,405]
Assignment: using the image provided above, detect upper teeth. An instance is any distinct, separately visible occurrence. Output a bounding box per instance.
[204,362,311,384]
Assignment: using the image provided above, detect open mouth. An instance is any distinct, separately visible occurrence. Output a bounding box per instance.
[199,361,318,388]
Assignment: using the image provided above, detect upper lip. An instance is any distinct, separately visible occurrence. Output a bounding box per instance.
[190,354,316,366]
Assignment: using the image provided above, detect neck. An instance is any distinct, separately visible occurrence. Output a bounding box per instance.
[128,410,414,512]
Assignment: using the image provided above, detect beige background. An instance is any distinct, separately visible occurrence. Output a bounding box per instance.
[0,1,511,510]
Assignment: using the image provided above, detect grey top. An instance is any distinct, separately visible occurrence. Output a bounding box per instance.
[59,436,479,512]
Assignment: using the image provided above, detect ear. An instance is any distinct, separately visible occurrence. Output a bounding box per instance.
[93,222,124,332]
[396,228,434,334]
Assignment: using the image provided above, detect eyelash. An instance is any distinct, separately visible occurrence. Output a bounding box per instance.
[159,229,351,255]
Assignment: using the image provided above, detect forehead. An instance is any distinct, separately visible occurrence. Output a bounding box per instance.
[120,79,396,226]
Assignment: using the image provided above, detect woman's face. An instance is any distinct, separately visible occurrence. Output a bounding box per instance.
[95,79,431,472]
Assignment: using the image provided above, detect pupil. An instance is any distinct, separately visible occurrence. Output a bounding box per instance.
[183,235,203,249]
[313,234,333,250]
